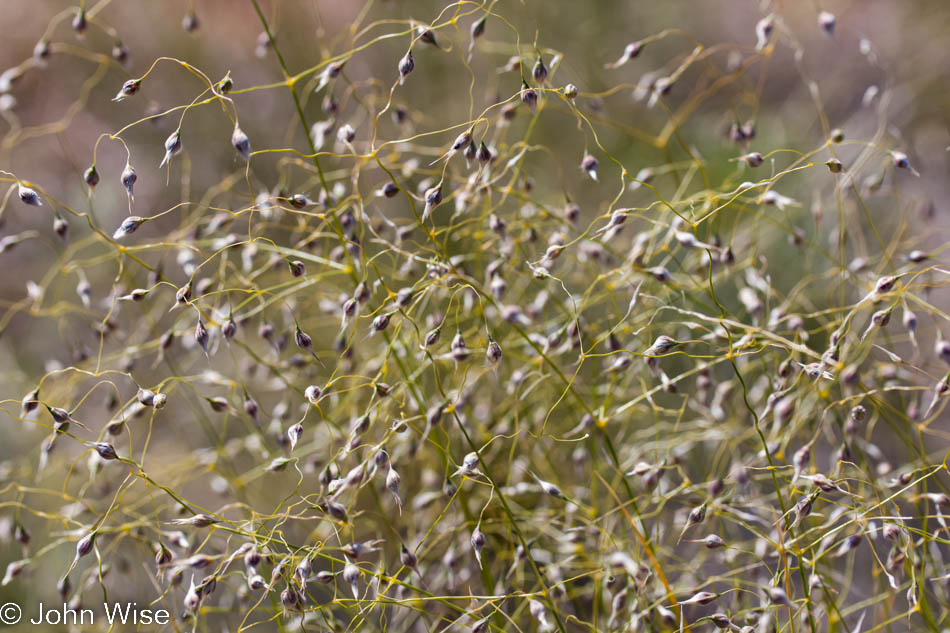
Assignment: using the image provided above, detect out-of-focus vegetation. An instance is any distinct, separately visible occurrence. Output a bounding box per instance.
[1,0,949,631]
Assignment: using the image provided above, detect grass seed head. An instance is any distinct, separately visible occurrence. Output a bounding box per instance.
[398,50,414,83]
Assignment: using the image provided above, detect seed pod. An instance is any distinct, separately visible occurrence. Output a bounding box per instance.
[313,570,334,584]
[811,473,838,492]
[682,591,717,606]
[471,15,486,39]
[532,473,564,498]
[183,577,201,610]
[581,154,599,180]
[462,141,478,164]
[294,326,313,351]
[137,388,156,406]
[701,534,725,548]
[451,330,469,360]
[740,151,764,167]
[176,283,192,305]
[305,385,321,405]
[609,41,643,68]
[486,340,502,364]
[826,158,843,173]
[400,544,420,578]
[424,326,442,348]
[416,25,438,46]
[353,281,371,303]
[76,532,95,558]
[287,260,306,277]
[477,141,494,165]
[793,445,810,477]
[342,561,361,599]
[181,513,217,528]
[113,215,145,240]
[520,81,538,114]
[222,318,237,341]
[21,388,39,416]
[372,313,391,333]
[118,288,148,303]
[152,393,167,409]
[34,39,51,61]
[95,442,118,460]
[219,73,233,93]
[398,50,414,84]
[936,339,950,365]
[112,41,130,65]
[655,604,676,627]
[386,466,402,511]
[160,130,182,168]
[281,586,299,609]
[891,313,912,341]
[818,11,836,35]
[423,183,442,220]
[768,585,792,607]
[321,499,348,523]
[471,526,486,567]
[394,287,413,309]
[646,335,677,356]
[232,125,251,160]
[113,79,141,102]
[447,131,472,155]
[243,395,259,421]
[710,614,731,629]
[890,151,919,176]
[53,215,68,240]
[152,542,171,566]
[83,165,100,190]
[532,56,548,84]
[874,275,897,295]
[365,451,387,476]
[381,181,399,198]
[121,162,137,201]
[682,504,706,537]
[426,402,444,428]
[194,318,210,355]
[72,8,87,35]
[255,31,272,58]
[882,522,901,542]
[563,83,578,102]
[48,406,74,431]
[182,11,199,32]
[755,16,774,50]
[286,193,309,209]
[285,423,303,450]
[247,574,265,590]
[18,183,41,206]
[13,524,29,546]
[834,533,861,557]
[337,123,356,144]
[529,599,550,629]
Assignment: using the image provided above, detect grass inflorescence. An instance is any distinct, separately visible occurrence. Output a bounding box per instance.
[0,1,949,632]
